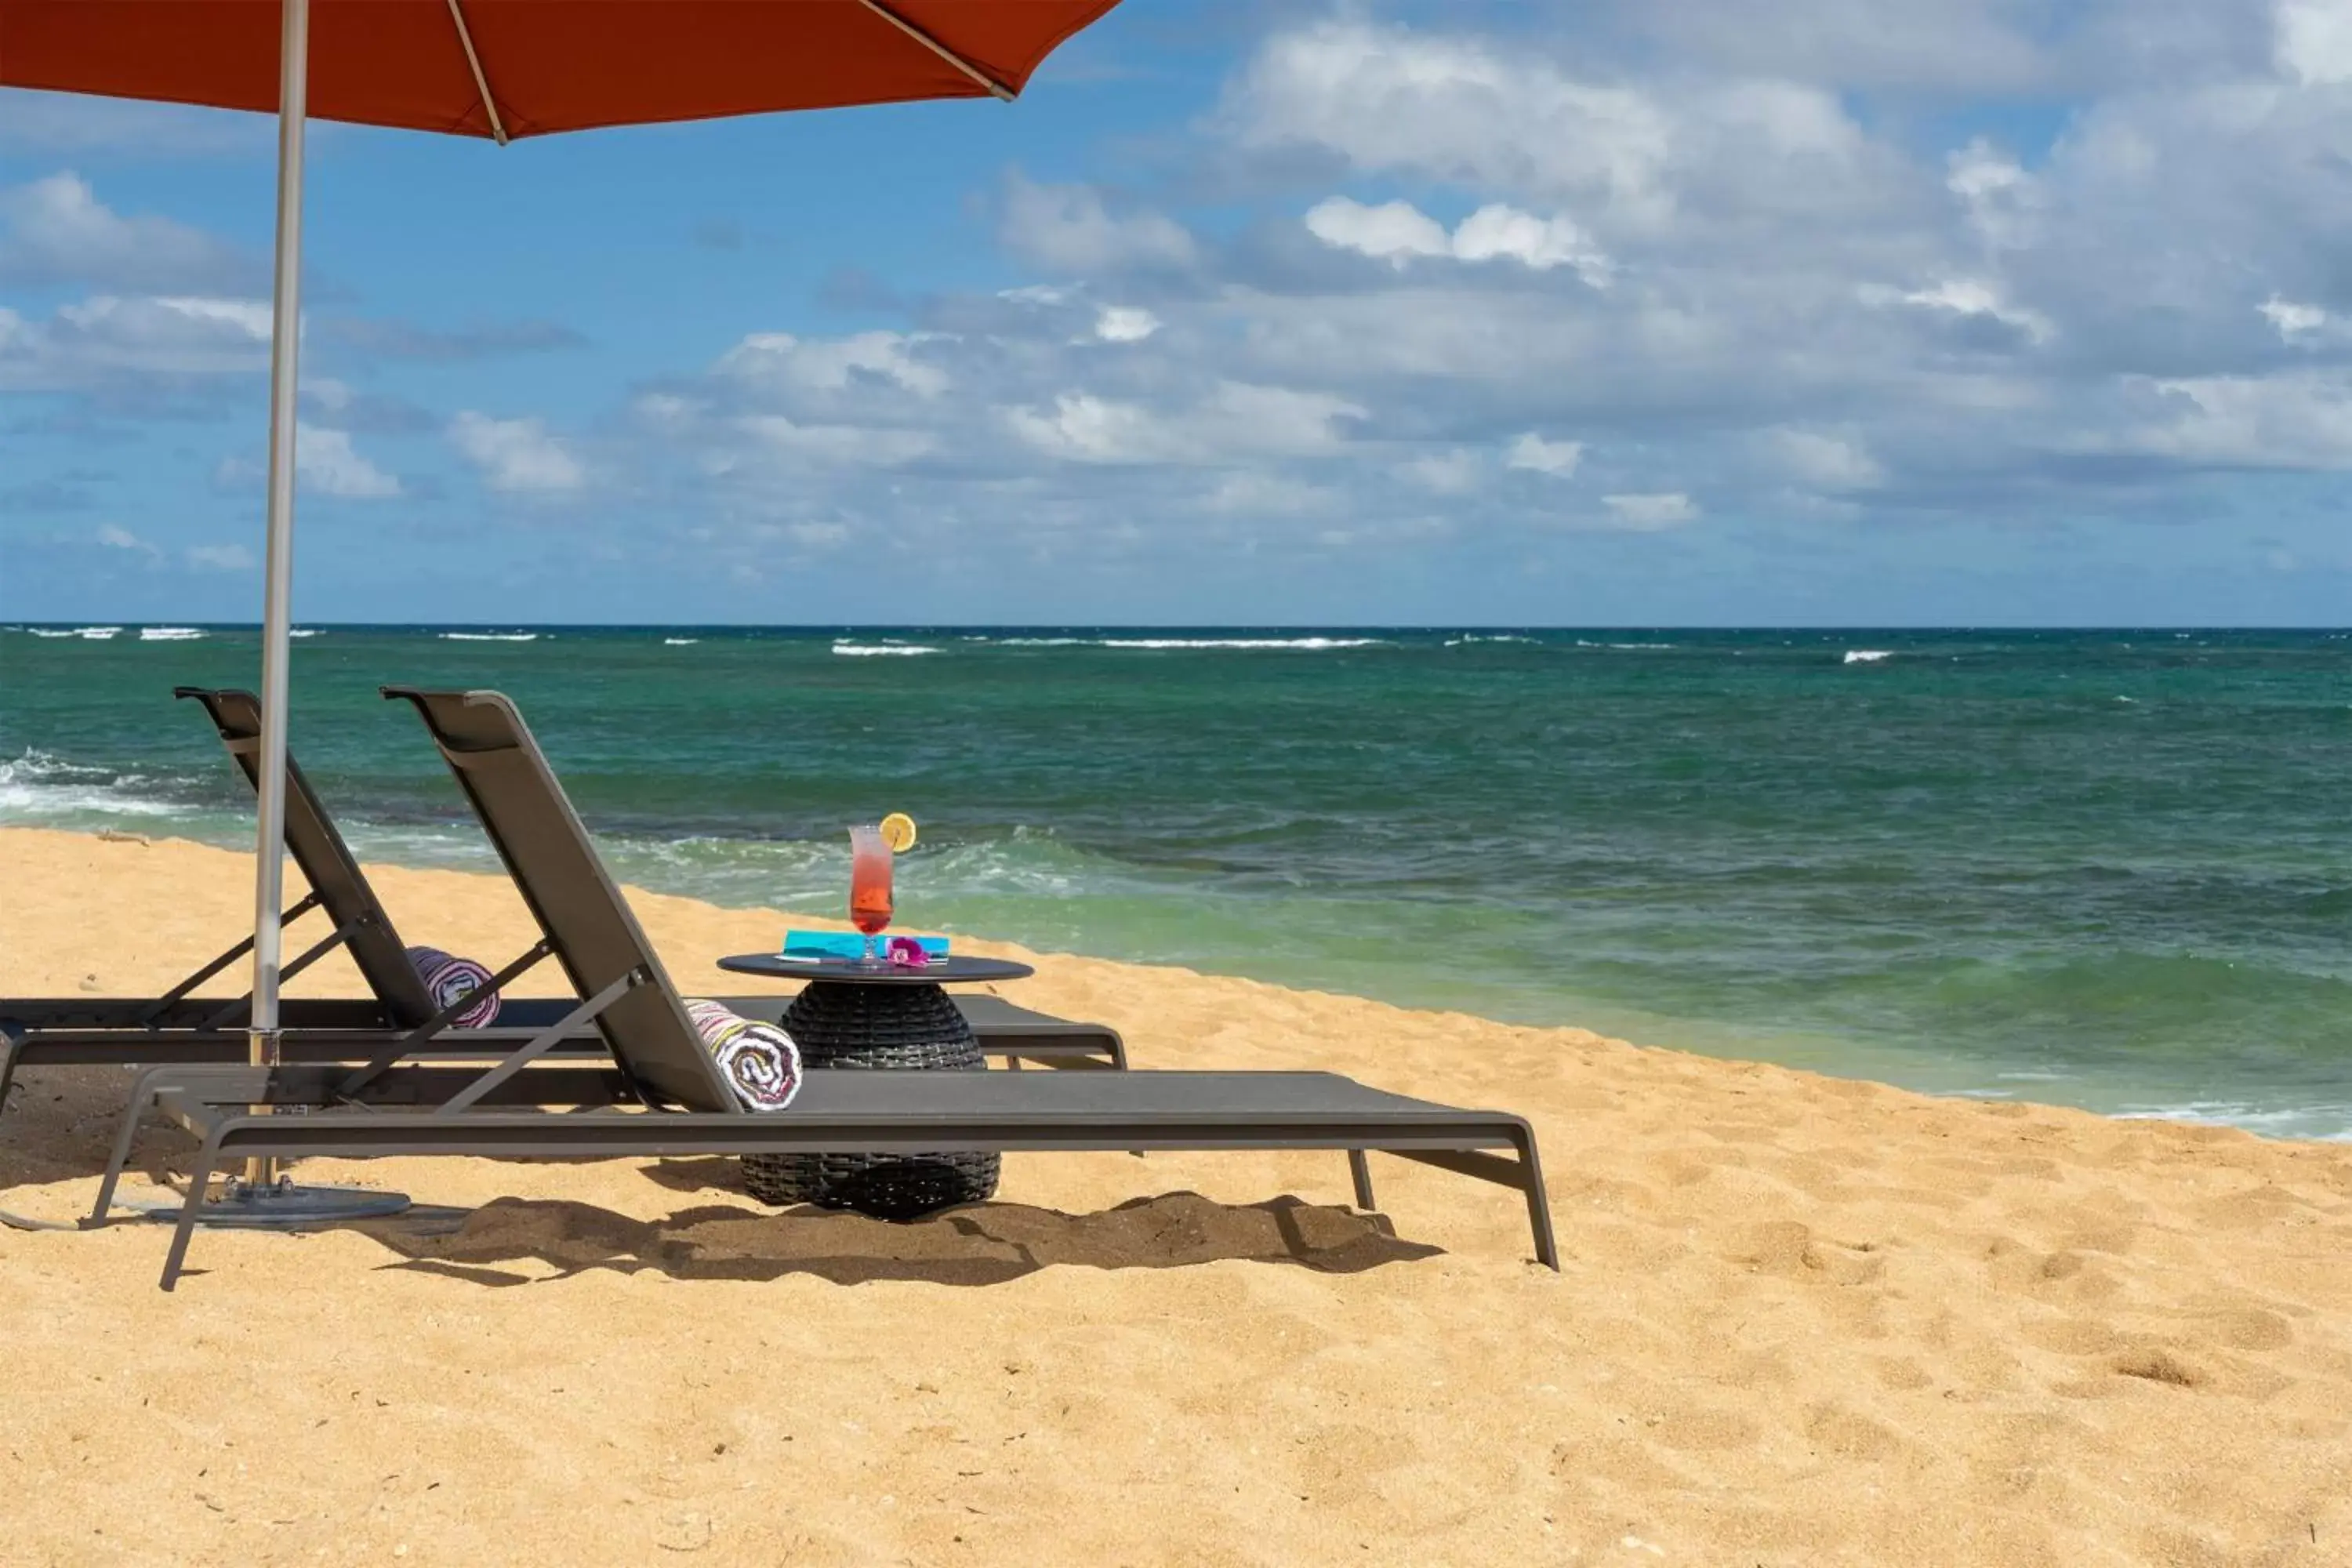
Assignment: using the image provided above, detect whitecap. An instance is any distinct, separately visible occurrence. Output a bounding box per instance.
[74,626,122,641]
[140,626,205,642]
[291,628,323,638]
[663,637,699,646]
[1842,649,1893,665]
[0,749,188,822]
[833,641,939,657]
[1097,637,1381,651]
[440,631,539,642]
[27,629,76,639]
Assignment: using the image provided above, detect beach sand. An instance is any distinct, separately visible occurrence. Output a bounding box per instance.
[2,826,2347,1566]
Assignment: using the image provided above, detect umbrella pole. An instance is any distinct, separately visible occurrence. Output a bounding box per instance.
[191,0,408,1231]
[243,0,310,1192]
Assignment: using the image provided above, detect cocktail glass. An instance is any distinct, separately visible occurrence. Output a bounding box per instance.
[848,824,895,964]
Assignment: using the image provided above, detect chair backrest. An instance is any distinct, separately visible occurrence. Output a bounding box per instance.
[176,687,439,1027]
[381,686,735,1113]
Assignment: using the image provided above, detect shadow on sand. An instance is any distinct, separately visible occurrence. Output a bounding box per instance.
[355,1189,1441,1287]
[6,1073,1439,1285]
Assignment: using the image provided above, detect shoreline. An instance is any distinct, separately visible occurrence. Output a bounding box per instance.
[5,818,2338,1145]
[3,824,2350,1562]
[2,822,2346,1152]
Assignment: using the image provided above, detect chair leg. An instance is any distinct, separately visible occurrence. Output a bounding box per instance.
[86,1094,155,1226]
[1348,1149,1376,1211]
[160,1136,225,1291]
[0,1035,20,1118]
[88,1065,193,1225]
[1512,1126,1559,1271]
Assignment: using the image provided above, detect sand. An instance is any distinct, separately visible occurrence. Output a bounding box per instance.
[2,825,2347,1566]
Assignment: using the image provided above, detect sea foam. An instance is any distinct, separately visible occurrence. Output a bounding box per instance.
[1097,637,1381,651]
[0,749,185,821]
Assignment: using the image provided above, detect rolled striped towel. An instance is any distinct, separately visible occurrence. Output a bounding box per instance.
[407,946,502,1029]
[684,998,803,1112]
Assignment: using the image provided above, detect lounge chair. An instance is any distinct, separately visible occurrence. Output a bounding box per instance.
[92,688,1556,1289]
[4,687,437,1035]
[2,688,1123,1109]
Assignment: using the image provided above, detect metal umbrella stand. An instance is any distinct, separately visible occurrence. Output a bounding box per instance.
[2,0,1123,1230]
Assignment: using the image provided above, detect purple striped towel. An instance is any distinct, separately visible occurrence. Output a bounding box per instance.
[407,946,501,1029]
[684,999,803,1112]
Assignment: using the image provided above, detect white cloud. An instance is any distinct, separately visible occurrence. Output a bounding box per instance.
[1886,278,2056,344]
[1506,433,1584,477]
[997,172,1196,274]
[186,543,255,572]
[1400,448,1483,494]
[1008,382,1364,465]
[2122,373,2352,467]
[0,172,257,292]
[1451,205,1610,281]
[1602,492,1700,528]
[1232,19,1881,238]
[1773,430,1882,490]
[1202,471,1341,516]
[1618,0,2053,91]
[2277,0,2352,85]
[95,523,166,562]
[448,412,585,493]
[1947,139,2040,249]
[735,415,934,467]
[0,292,272,387]
[1305,198,1451,263]
[1094,306,1161,343]
[1005,394,1178,463]
[295,424,401,499]
[717,331,947,397]
[1232,21,1678,217]
[2259,295,2329,339]
[1305,197,1610,283]
[0,92,272,156]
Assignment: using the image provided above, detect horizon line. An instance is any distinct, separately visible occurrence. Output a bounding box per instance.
[5,621,2350,633]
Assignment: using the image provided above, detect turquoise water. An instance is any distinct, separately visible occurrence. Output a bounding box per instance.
[2,624,2346,1138]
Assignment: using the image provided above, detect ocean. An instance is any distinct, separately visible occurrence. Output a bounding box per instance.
[2,624,2345,1139]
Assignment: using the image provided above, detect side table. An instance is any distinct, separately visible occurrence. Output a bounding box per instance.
[714,953,1035,1219]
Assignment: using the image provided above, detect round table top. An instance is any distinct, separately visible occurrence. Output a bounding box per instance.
[717,953,1035,985]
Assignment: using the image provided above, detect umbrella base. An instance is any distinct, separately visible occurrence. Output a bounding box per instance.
[184,1175,412,1229]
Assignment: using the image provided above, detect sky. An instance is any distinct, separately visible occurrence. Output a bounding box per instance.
[3,0,2351,626]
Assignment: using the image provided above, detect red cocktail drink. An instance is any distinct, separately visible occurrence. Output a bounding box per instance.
[848,825,894,962]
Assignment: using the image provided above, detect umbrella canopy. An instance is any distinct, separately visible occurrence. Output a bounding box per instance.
[2,0,1122,1216]
[0,0,1118,137]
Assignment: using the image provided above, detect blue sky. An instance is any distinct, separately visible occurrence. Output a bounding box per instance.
[4,0,2350,626]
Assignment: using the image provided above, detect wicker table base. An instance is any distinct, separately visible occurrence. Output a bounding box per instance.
[741,979,1000,1219]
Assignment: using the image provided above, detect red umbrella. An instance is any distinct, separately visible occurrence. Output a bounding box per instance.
[2,0,1122,1221]
[2,2,1119,137]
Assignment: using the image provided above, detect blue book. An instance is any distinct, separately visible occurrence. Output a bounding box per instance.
[779,931,949,962]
